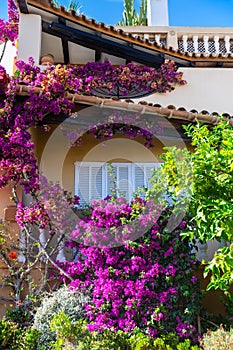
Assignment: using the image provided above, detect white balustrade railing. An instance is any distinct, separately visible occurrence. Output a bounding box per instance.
[214,35,220,54]
[117,26,233,55]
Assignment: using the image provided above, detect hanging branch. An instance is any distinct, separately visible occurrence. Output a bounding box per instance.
[0,41,7,64]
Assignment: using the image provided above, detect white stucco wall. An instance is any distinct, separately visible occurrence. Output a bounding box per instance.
[18,14,42,65]
[0,41,16,75]
[136,67,233,115]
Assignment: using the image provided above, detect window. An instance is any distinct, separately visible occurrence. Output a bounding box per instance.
[75,162,161,206]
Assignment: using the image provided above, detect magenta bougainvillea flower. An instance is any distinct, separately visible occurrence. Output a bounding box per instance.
[0,0,18,42]
[57,201,201,341]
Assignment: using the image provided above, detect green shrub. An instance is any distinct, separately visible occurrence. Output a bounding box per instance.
[49,312,202,350]
[128,329,154,349]
[152,334,201,350]
[33,285,90,349]
[0,318,39,350]
[50,312,129,349]
[200,326,233,350]
[0,317,20,349]
[17,328,40,350]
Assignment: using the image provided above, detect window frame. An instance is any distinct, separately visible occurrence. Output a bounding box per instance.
[74,161,161,206]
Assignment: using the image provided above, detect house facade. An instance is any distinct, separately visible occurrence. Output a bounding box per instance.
[0,0,232,315]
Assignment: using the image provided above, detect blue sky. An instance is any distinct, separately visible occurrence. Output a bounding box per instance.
[1,0,233,26]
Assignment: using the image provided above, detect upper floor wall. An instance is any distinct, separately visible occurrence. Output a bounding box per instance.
[135,67,233,116]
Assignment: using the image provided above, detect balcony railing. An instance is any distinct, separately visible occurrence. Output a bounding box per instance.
[117,26,233,56]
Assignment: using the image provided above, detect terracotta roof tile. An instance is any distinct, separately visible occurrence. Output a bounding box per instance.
[15,84,229,125]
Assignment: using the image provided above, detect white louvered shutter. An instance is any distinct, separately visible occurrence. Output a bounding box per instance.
[75,164,90,207]
[117,165,130,200]
[134,164,145,190]
[90,165,103,201]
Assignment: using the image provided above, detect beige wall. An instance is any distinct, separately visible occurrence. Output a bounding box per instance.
[136,67,233,115]
[0,185,22,221]
[31,124,179,193]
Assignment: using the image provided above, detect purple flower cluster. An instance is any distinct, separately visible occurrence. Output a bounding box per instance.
[58,200,201,341]
[87,110,164,149]
[16,201,50,229]
[14,59,185,98]
[0,66,9,94]
[70,197,162,247]
[70,59,186,97]
[0,0,18,42]
[0,59,74,195]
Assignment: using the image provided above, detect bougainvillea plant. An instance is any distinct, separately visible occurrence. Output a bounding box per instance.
[58,199,202,342]
[0,0,18,43]
[0,55,185,190]
[0,0,18,64]
[0,2,203,341]
[0,53,185,305]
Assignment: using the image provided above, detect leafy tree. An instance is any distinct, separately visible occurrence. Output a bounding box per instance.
[154,119,233,296]
[117,0,147,26]
[184,120,233,294]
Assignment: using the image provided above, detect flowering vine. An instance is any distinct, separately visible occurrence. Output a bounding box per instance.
[0,0,18,43]
[0,0,191,322]
[58,200,202,341]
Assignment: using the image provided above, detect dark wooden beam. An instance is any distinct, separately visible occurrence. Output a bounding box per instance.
[58,17,70,64]
[17,0,29,14]
[42,21,167,68]
[61,39,70,64]
[95,49,102,62]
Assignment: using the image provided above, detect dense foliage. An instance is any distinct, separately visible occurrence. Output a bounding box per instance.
[58,199,201,341]
[0,312,203,349]
[49,312,202,350]
[184,121,233,294]
[157,120,233,295]
[0,317,39,350]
